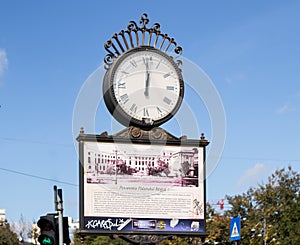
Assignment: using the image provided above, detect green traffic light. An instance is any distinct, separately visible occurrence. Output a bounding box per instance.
[42,237,53,244]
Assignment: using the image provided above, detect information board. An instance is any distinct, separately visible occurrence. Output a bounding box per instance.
[78,130,208,237]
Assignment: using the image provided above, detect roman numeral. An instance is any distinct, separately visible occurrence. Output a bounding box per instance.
[143,56,153,65]
[163,73,171,78]
[163,97,171,105]
[144,108,149,117]
[130,103,137,113]
[156,106,163,114]
[155,59,162,69]
[143,57,148,65]
[130,59,137,68]
[118,82,126,89]
[166,86,174,91]
[120,94,129,104]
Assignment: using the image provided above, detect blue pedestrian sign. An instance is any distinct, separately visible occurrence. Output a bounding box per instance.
[230,217,241,241]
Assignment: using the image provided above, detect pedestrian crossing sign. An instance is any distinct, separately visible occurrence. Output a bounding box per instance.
[230,217,241,241]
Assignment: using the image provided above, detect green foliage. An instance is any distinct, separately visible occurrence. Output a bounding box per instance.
[204,166,300,244]
[157,236,202,245]
[0,223,19,245]
[252,166,300,244]
[206,203,230,244]
[72,230,129,245]
[223,166,300,245]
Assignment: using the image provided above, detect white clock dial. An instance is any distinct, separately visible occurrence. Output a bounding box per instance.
[113,50,180,121]
[103,46,184,128]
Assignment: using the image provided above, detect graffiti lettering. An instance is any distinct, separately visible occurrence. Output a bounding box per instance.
[85,218,125,230]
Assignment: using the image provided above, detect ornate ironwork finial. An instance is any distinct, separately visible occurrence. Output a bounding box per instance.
[139,13,149,28]
[80,127,85,134]
[200,133,209,144]
[104,13,183,69]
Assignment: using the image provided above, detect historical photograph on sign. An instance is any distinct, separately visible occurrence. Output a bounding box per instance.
[83,141,205,223]
[84,142,201,187]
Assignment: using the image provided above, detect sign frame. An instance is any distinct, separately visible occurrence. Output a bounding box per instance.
[77,127,209,240]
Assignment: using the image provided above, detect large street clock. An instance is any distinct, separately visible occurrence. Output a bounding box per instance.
[78,14,209,245]
[103,14,184,129]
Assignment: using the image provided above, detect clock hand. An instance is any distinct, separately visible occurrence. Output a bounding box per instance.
[144,72,150,97]
[144,61,150,97]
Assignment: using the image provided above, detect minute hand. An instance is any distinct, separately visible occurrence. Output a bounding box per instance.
[144,63,150,97]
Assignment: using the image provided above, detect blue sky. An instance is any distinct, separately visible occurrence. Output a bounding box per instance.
[1,1,300,222]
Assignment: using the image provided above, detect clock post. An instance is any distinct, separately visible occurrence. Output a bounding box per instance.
[77,13,209,244]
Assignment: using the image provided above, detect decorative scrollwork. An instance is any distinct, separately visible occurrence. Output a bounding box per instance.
[139,13,149,28]
[174,45,183,55]
[103,54,114,69]
[104,40,115,57]
[110,126,177,141]
[130,127,142,138]
[127,20,138,32]
[149,128,166,140]
[176,59,183,70]
[152,23,160,32]
[104,13,183,69]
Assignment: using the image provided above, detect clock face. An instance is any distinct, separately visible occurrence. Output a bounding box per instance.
[103,46,184,129]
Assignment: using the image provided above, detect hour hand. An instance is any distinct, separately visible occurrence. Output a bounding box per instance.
[144,61,150,97]
[144,72,150,97]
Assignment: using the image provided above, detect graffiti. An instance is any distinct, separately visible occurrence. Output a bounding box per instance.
[85,218,127,230]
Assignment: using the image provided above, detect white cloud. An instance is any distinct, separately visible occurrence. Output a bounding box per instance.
[225,73,245,85]
[0,49,8,77]
[237,163,268,188]
[276,104,296,114]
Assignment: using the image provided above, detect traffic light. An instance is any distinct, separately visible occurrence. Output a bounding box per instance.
[37,214,58,245]
[63,217,71,244]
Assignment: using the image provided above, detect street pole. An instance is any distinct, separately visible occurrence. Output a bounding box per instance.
[263,218,266,245]
[54,185,64,245]
[57,188,64,245]
[54,185,58,211]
